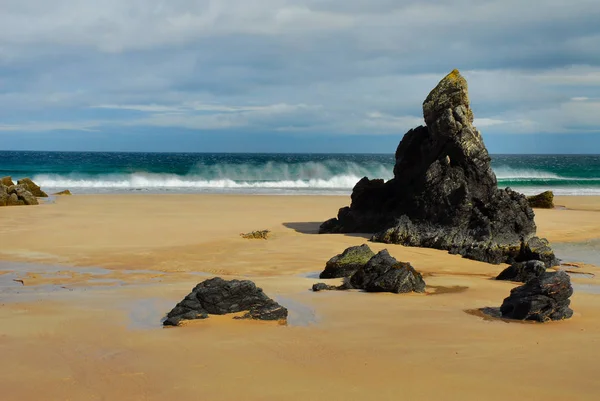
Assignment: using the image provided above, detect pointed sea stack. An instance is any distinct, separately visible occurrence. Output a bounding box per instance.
[320,70,558,267]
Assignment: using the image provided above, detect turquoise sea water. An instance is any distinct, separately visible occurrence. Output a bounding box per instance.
[0,151,599,195]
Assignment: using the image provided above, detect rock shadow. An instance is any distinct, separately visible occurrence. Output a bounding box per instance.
[283,222,371,238]
[465,307,538,324]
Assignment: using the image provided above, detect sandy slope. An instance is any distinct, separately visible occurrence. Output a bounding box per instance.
[1,194,599,400]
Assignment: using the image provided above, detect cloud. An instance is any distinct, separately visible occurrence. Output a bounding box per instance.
[1,0,600,151]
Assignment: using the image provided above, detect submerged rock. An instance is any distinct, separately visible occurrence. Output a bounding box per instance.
[319,69,557,267]
[163,277,288,326]
[500,271,573,322]
[496,260,546,282]
[0,184,38,206]
[17,178,48,198]
[527,191,554,209]
[319,244,375,279]
[313,250,426,294]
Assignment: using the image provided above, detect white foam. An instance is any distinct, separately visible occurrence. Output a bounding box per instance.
[33,173,373,191]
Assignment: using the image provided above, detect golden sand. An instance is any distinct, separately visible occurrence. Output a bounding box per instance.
[1,194,599,400]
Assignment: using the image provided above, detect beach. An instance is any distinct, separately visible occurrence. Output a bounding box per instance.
[1,194,600,400]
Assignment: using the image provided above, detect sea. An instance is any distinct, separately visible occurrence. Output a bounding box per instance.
[1,151,599,196]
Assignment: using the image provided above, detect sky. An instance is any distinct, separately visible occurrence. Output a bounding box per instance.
[1,0,600,153]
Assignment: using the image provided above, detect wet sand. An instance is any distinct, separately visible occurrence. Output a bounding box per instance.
[1,194,600,400]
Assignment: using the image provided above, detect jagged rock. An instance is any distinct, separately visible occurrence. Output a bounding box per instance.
[500,271,573,322]
[1,176,15,186]
[319,244,375,279]
[0,184,38,206]
[314,250,426,294]
[54,190,72,196]
[163,277,288,326]
[527,191,554,209]
[319,69,557,267]
[496,260,546,282]
[350,250,426,293]
[17,178,48,197]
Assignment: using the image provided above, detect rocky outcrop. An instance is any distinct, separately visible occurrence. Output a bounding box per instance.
[54,190,72,196]
[496,260,546,282]
[500,271,573,322]
[319,244,375,279]
[1,176,15,186]
[313,250,426,294]
[17,178,48,198]
[163,277,288,326]
[319,69,557,267]
[527,191,554,209]
[0,184,39,206]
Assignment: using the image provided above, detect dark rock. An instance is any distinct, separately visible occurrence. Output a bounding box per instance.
[527,191,554,209]
[319,244,375,279]
[350,249,426,293]
[500,271,573,322]
[319,69,557,267]
[54,190,72,196]
[312,283,339,292]
[163,277,288,326]
[314,250,426,294]
[236,301,288,321]
[496,260,546,282]
[17,178,48,198]
[1,176,15,187]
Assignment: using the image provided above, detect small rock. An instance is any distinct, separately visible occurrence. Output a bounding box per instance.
[500,271,573,322]
[312,283,340,292]
[240,230,271,239]
[319,244,375,279]
[496,260,546,282]
[527,191,554,209]
[54,190,72,196]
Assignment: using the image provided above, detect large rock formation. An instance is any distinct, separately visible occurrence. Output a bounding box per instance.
[319,70,557,267]
[0,183,39,206]
[313,249,426,294]
[319,244,375,279]
[163,277,288,326]
[500,271,573,322]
